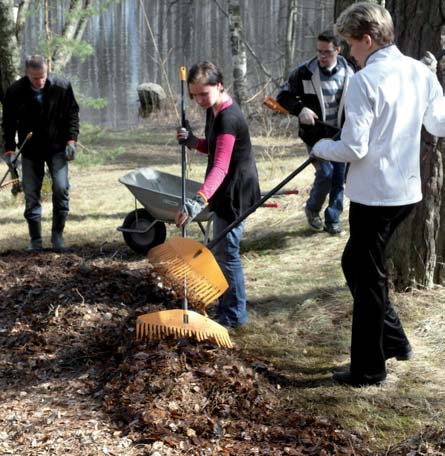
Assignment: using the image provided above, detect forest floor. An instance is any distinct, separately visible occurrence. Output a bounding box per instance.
[0,118,444,455]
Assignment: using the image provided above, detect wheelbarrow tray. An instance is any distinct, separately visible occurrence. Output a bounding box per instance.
[119,167,211,222]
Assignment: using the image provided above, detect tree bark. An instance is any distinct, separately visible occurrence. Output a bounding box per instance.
[228,0,250,115]
[181,0,194,66]
[51,0,94,72]
[0,0,20,102]
[334,0,384,18]
[15,0,30,48]
[284,0,298,79]
[385,0,444,290]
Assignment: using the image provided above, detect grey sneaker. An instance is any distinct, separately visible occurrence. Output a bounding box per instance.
[324,223,345,236]
[305,207,323,231]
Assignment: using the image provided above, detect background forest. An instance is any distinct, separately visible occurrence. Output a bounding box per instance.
[0,1,444,455]
[20,0,334,128]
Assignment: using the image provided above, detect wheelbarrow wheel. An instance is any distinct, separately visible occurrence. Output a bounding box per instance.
[122,209,166,254]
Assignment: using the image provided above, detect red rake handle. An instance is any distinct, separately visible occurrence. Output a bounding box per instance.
[206,157,314,250]
[262,202,280,208]
[261,189,299,197]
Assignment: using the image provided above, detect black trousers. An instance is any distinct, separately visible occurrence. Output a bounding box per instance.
[341,201,415,381]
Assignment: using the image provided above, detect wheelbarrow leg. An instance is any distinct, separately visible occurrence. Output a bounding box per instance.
[196,214,214,245]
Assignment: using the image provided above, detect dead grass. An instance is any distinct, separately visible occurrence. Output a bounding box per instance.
[1,121,444,454]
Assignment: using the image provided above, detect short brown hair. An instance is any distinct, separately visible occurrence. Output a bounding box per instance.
[187,61,224,97]
[335,2,394,46]
[25,55,47,71]
[318,30,341,48]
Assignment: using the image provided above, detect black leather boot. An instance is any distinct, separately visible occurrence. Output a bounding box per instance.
[51,213,67,251]
[26,220,43,252]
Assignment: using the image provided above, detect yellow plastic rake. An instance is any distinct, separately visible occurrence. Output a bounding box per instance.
[148,237,229,311]
[136,309,233,348]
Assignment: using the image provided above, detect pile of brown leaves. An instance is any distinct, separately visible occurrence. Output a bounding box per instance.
[103,338,369,455]
[1,246,437,455]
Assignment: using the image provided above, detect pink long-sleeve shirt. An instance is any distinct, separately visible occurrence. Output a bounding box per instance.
[195,97,235,201]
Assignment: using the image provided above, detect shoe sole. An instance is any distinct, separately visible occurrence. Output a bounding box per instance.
[333,375,386,387]
[386,349,413,361]
[395,352,413,361]
[307,220,323,231]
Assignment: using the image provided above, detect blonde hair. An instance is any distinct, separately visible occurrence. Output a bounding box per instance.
[335,2,394,46]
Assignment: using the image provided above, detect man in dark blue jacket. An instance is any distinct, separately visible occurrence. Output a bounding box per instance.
[2,55,79,251]
[277,30,355,235]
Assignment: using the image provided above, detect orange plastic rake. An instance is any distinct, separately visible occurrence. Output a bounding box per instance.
[263,95,290,113]
[147,237,229,311]
[136,309,233,348]
[0,132,33,193]
[0,177,20,192]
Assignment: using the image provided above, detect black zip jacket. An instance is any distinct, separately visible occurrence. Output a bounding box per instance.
[277,55,354,146]
[2,74,79,158]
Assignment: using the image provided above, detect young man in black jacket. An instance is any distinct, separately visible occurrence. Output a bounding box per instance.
[277,30,355,235]
[2,55,79,251]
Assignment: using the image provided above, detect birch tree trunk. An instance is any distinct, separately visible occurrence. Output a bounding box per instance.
[51,0,94,72]
[284,0,298,79]
[385,0,444,290]
[228,0,250,115]
[0,0,23,101]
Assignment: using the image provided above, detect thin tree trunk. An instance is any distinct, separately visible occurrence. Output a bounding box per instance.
[284,0,297,79]
[44,0,52,72]
[0,0,20,101]
[228,0,250,115]
[15,0,31,48]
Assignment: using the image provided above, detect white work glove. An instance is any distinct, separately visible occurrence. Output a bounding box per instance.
[175,193,207,228]
[65,142,76,161]
[298,107,319,126]
[310,138,335,171]
[2,150,16,166]
[420,51,438,73]
[176,120,199,149]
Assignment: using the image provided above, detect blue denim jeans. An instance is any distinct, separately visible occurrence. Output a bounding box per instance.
[212,215,247,328]
[22,151,70,222]
[306,147,346,225]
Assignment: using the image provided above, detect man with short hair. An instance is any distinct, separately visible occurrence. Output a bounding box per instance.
[2,55,79,251]
[277,30,355,235]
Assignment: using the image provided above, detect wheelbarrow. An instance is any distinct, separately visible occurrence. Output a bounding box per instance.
[117,167,213,253]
